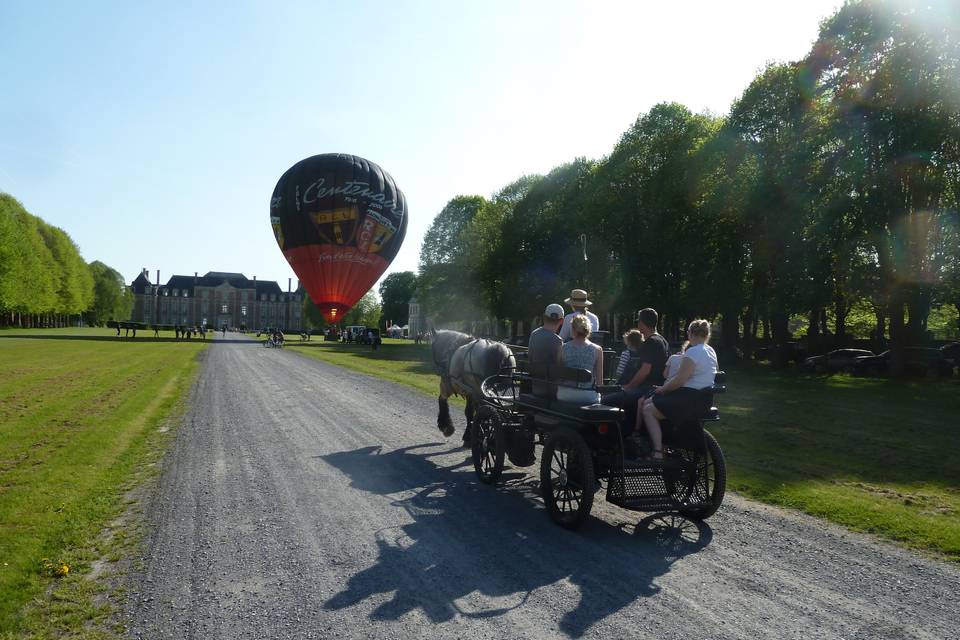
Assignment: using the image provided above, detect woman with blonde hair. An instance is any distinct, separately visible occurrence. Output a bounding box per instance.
[639,319,718,459]
[557,314,603,404]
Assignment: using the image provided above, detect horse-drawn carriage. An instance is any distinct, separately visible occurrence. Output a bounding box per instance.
[431,329,727,529]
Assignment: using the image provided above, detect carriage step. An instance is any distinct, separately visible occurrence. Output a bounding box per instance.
[606,458,704,512]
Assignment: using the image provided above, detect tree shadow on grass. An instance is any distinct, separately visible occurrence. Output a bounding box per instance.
[320,444,712,637]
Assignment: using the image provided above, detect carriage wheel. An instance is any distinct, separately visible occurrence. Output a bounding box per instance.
[679,429,726,520]
[539,428,595,529]
[472,406,505,484]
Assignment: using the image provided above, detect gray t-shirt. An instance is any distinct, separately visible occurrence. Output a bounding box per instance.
[528,326,562,396]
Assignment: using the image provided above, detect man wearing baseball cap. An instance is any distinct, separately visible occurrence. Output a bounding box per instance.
[559,289,600,342]
[528,303,564,397]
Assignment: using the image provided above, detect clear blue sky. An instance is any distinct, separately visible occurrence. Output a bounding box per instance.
[1,0,841,293]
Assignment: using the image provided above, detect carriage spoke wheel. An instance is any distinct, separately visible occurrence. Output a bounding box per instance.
[540,428,595,529]
[678,429,726,520]
[471,406,505,484]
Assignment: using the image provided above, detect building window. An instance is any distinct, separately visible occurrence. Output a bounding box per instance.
[221,304,228,313]
[241,305,247,316]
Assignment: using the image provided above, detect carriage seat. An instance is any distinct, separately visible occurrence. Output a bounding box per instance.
[517,363,621,421]
[699,371,726,421]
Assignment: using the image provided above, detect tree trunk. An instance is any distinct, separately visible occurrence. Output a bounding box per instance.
[834,297,848,340]
[741,308,755,361]
[906,285,932,344]
[888,292,908,377]
[807,309,821,338]
[873,308,886,343]
[721,310,738,351]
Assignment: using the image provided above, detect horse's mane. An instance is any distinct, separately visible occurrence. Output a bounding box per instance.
[431,329,475,368]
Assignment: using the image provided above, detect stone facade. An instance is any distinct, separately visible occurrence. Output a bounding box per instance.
[407,297,425,337]
[129,270,304,331]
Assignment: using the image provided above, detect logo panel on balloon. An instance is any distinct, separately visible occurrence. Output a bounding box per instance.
[271,215,284,249]
[357,210,397,254]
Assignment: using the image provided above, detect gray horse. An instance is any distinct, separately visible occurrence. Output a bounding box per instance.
[430,329,515,445]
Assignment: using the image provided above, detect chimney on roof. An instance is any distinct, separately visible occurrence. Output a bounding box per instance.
[194,272,198,284]
[288,278,291,293]
[156,269,160,286]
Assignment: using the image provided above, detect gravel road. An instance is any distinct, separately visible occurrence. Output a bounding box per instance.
[123,337,959,639]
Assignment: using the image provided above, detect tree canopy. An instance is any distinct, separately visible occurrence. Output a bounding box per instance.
[378,271,418,329]
[0,193,123,327]
[414,0,960,360]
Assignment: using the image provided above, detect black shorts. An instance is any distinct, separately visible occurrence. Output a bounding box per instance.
[652,387,711,423]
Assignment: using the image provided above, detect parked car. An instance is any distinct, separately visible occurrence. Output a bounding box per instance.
[941,342,960,370]
[850,350,891,376]
[802,349,874,373]
[852,347,954,378]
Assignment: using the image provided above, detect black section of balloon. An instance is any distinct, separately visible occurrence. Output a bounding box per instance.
[270,153,408,260]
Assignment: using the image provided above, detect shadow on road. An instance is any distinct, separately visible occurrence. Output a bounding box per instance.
[320,444,712,637]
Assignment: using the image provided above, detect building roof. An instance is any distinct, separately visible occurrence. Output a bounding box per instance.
[131,270,152,294]
[130,271,301,298]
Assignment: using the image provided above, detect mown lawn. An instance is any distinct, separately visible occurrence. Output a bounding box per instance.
[0,327,207,635]
[286,338,960,561]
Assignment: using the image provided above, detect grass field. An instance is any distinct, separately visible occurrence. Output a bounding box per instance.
[0,327,207,635]
[284,338,960,561]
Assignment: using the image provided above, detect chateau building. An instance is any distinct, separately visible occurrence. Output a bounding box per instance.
[129,270,304,331]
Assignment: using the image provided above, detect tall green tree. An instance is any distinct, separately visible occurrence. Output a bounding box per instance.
[418,195,488,322]
[342,291,380,328]
[85,261,133,326]
[378,271,417,328]
[37,221,94,321]
[0,194,58,323]
[806,0,960,367]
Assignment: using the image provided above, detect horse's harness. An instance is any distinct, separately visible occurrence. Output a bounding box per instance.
[434,337,477,378]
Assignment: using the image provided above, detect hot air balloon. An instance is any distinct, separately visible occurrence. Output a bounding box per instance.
[270,154,407,324]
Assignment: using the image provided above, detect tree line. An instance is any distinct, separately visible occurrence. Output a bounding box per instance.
[0,193,133,327]
[415,0,960,371]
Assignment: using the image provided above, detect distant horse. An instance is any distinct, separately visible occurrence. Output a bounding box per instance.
[430,329,516,445]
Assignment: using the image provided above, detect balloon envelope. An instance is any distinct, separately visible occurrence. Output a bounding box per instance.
[270,154,407,323]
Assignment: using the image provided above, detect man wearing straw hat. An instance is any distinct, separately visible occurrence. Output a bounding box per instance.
[558,288,600,342]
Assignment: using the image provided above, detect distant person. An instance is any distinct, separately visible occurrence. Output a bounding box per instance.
[559,289,600,342]
[124,325,130,338]
[153,325,159,338]
[557,315,603,405]
[222,326,227,337]
[175,326,180,340]
[527,303,564,397]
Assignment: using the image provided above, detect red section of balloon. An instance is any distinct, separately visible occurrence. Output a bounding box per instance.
[283,245,388,323]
